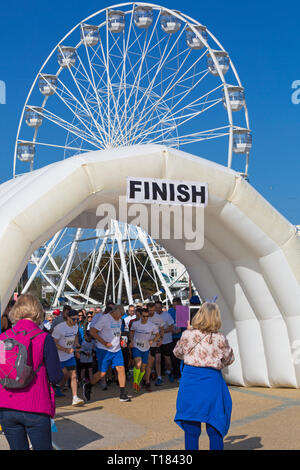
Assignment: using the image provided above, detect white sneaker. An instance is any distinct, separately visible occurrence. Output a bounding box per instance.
[72,396,84,406]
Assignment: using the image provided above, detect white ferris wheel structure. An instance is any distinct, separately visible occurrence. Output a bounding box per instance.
[13,2,252,308]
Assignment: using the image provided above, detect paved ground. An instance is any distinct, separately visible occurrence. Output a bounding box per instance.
[1,379,300,450]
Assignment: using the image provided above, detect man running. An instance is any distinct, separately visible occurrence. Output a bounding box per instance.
[143,302,165,390]
[129,307,161,392]
[83,304,131,402]
[52,309,84,406]
[124,304,136,331]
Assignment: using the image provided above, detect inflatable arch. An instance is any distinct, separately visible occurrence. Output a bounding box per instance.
[1,144,300,388]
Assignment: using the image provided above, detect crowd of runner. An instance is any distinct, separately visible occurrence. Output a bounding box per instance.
[39,297,191,405]
[0,295,234,451]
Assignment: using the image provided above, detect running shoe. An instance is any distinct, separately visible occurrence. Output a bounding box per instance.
[99,381,108,391]
[155,377,163,386]
[120,392,131,402]
[133,382,140,393]
[72,396,84,406]
[167,373,175,383]
[83,382,92,401]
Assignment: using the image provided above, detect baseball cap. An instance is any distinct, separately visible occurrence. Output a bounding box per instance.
[52,309,60,316]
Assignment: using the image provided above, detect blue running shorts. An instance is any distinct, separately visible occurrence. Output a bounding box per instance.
[96,348,124,372]
[131,347,150,364]
[60,356,76,370]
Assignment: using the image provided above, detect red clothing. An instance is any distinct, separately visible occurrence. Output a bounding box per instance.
[128,317,139,330]
[0,319,56,417]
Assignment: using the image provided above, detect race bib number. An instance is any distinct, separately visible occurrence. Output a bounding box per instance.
[66,338,75,347]
[136,341,145,348]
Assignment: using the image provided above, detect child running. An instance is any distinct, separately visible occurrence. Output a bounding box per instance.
[129,307,161,392]
[79,331,95,385]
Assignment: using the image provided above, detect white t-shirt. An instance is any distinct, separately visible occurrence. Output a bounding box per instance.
[93,313,122,352]
[52,322,78,362]
[160,311,175,345]
[89,312,103,329]
[80,339,95,364]
[131,319,159,352]
[149,313,165,347]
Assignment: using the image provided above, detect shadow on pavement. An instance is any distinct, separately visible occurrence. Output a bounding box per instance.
[54,418,104,450]
[224,434,263,450]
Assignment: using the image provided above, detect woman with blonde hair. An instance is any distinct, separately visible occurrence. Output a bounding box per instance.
[173,302,234,451]
[0,293,63,450]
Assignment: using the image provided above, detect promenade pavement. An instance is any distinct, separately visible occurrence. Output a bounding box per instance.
[1,379,299,450]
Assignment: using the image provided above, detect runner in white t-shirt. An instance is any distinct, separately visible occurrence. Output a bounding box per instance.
[52,310,84,406]
[89,312,103,330]
[123,305,136,332]
[143,302,164,391]
[83,305,131,402]
[129,308,160,392]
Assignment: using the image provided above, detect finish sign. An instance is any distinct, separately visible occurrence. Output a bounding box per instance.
[127,177,208,207]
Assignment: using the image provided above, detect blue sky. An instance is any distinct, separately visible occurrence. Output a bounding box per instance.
[0,0,299,224]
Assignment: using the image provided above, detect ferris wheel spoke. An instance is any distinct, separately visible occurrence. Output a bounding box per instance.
[135,99,223,146]
[111,16,133,143]
[105,39,131,144]
[124,28,174,138]
[140,125,229,147]
[163,126,231,146]
[129,49,208,142]
[37,107,103,149]
[75,39,112,143]
[169,85,223,117]
[58,48,109,142]
[51,77,106,146]
[135,84,223,143]
[130,70,211,144]
[117,10,162,135]
[126,25,190,141]
[110,34,151,144]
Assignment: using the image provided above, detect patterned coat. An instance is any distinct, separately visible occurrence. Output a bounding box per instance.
[173,328,234,370]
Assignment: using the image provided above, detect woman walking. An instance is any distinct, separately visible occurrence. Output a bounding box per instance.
[0,294,63,450]
[173,302,234,451]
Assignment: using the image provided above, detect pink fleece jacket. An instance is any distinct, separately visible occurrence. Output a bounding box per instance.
[0,319,56,418]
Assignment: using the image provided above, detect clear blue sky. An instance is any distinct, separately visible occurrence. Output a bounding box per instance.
[0,0,299,224]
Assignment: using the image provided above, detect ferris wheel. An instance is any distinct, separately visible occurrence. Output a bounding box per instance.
[14,2,252,307]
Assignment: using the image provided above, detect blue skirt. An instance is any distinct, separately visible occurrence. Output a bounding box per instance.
[174,365,232,437]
